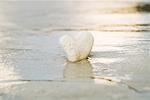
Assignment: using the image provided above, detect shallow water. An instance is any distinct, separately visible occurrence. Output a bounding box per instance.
[0,0,150,100]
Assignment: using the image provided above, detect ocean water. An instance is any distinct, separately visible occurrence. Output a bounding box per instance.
[0,0,150,99]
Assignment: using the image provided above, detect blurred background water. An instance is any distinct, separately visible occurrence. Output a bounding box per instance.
[0,0,150,30]
[0,0,150,99]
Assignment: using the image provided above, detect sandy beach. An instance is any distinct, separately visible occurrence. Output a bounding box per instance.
[0,0,150,100]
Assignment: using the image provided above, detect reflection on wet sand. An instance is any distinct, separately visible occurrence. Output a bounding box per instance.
[49,23,150,32]
[64,60,93,80]
[0,63,21,81]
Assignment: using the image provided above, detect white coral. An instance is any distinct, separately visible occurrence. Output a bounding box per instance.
[60,32,94,62]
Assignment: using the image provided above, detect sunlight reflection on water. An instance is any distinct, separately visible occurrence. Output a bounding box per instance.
[0,0,149,87]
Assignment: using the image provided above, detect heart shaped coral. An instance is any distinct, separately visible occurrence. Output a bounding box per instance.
[60,32,94,62]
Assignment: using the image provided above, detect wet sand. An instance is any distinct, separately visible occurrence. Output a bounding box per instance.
[0,0,150,100]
